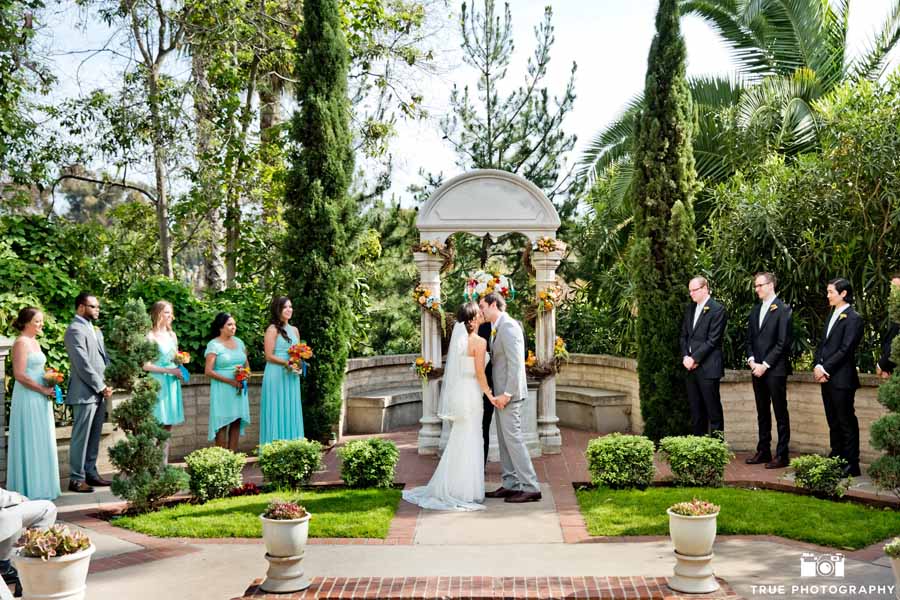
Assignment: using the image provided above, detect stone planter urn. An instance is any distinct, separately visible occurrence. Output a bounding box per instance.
[13,544,95,600]
[667,501,719,594]
[259,511,312,593]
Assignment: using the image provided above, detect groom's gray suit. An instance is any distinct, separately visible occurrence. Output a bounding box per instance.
[491,312,540,493]
[64,315,110,483]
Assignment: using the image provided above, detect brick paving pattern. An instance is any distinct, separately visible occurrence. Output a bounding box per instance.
[234,576,742,599]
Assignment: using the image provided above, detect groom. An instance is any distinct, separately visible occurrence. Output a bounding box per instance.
[478,292,541,503]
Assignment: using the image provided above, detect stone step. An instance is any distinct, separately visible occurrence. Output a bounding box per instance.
[556,386,630,433]
[344,387,423,434]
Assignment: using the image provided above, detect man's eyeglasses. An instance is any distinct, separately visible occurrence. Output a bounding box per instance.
[753,282,772,289]
[688,286,705,293]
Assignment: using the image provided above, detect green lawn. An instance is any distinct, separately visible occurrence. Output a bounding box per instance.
[112,488,402,539]
[576,486,900,550]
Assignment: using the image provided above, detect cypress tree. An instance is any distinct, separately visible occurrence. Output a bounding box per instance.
[630,0,698,440]
[283,0,356,442]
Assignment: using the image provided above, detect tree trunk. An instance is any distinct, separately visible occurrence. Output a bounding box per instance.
[148,70,173,277]
[192,52,226,291]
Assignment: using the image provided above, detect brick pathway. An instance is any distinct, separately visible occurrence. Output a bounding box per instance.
[235,576,741,599]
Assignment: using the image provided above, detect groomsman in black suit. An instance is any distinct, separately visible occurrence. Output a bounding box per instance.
[876,272,900,379]
[745,272,793,469]
[477,320,494,464]
[814,278,864,477]
[680,276,728,436]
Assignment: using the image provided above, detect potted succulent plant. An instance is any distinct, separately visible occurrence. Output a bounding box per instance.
[13,526,94,600]
[667,498,720,557]
[884,538,900,594]
[260,499,311,558]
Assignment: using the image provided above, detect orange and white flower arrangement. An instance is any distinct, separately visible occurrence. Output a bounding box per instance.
[234,366,251,395]
[464,270,515,302]
[44,368,65,404]
[537,285,564,315]
[287,342,313,376]
[173,350,191,365]
[535,236,559,253]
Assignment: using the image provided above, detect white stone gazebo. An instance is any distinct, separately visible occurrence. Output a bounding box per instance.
[412,169,565,456]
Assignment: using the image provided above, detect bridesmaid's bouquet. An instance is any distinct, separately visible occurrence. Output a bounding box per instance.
[234,366,251,395]
[286,343,313,376]
[173,350,191,382]
[44,368,65,405]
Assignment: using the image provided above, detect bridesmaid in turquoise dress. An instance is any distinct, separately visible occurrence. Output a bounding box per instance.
[260,296,304,445]
[204,312,251,451]
[142,301,185,464]
[7,307,61,500]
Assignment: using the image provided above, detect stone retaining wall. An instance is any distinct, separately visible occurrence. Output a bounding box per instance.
[558,354,888,464]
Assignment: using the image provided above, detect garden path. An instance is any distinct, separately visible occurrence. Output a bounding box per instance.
[31,427,899,599]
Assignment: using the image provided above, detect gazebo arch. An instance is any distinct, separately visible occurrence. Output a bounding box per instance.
[413,169,564,456]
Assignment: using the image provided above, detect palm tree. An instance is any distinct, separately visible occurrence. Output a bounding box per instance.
[579,0,900,202]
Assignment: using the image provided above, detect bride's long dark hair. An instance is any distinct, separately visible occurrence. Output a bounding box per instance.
[455,302,480,334]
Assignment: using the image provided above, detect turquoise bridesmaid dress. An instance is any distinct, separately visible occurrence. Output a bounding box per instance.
[150,333,184,426]
[260,327,304,445]
[205,337,251,441]
[7,348,61,500]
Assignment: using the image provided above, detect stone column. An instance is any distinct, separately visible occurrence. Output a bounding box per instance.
[532,250,563,454]
[0,336,12,485]
[413,251,445,454]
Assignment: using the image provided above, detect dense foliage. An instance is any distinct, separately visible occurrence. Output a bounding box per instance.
[184,446,246,503]
[258,439,323,490]
[869,287,900,496]
[338,438,399,488]
[584,433,655,489]
[629,0,697,440]
[107,299,188,513]
[282,0,357,443]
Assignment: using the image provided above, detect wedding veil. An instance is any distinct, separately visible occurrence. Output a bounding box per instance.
[437,321,468,422]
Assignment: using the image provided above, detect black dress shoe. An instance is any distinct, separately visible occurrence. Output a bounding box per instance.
[765,457,790,469]
[484,487,519,499]
[68,480,95,493]
[842,464,862,478]
[505,491,542,503]
[745,451,772,465]
[0,560,21,597]
[86,476,112,487]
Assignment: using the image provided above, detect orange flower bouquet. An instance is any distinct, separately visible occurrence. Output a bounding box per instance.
[287,342,313,376]
[44,368,65,404]
[234,366,251,395]
[173,350,191,365]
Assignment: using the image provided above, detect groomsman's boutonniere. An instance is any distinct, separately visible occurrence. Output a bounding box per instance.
[703,306,710,313]
[93,325,101,333]
[769,304,778,313]
[839,313,848,320]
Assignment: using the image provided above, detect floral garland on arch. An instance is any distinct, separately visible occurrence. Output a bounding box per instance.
[463,270,516,302]
[412,239,455,274]
[411,283,447,332]
[525,336,570,379]
[536,284,565,315]
[534,236,561,253]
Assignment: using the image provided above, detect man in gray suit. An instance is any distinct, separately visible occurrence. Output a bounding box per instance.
[64,292,113,493]
[0,487,57,597]
[478,292,541,503]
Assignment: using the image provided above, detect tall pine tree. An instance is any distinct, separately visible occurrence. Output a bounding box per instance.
[630,0,698,440]
[283,0,356,442]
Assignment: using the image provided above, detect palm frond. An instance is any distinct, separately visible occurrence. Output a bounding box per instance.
[845,0,900,81]
[576,98,642,187]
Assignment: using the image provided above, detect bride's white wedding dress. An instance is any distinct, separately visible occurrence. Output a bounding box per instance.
[402,323,486,511]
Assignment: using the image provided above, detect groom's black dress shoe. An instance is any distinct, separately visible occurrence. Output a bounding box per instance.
[68,480,94,493]
[1,559,22,597]
[484,487,518,499]
[505,491,542,503]
[86,475,112,487]
[745,451,771,465]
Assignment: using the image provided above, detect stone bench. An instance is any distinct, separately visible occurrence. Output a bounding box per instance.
[344,387,423,434]
[556,386,630,433]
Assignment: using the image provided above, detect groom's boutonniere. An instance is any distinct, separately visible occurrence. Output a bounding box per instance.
[491,329,497,339]
[839,313,848,320]
[769,304,778,313]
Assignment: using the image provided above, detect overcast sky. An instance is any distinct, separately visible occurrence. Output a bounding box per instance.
[43,0,900,205]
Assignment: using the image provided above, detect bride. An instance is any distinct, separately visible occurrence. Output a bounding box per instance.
[402,302,491,511]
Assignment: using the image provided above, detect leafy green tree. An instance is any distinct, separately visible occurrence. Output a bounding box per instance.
[870,287,900,496]
[283,0,357,442]
[703,75,900,370]
[580,0,900,222]
[106,298,188,513]
[630,0,697,440]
